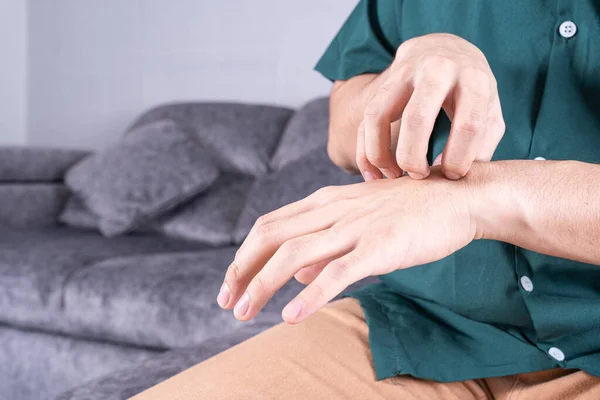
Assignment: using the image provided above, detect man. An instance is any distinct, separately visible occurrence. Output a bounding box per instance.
[135,1,600,398]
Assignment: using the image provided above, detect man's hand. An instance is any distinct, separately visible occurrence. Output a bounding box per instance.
[216,168,477,324]
[355,33,505,181]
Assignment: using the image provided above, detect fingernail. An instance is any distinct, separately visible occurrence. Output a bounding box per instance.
[433,154,443,166]
[363,171,375,181]
[445,171,463,180]
[217,282,230,308]
[282,300,303,321]
[234,292,250,317]
[381,168,398,179]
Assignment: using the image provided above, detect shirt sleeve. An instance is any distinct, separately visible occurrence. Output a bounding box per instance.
[314,0,398,81]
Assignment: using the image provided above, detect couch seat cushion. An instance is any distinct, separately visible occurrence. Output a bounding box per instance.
[0,227,204,336]
[62,249,303,348]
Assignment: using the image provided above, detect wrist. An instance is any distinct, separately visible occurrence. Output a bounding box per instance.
[462,161,527,242]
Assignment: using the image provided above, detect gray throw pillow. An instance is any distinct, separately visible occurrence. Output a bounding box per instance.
[233,147,362,243]
[154,174,253,246]
[64,120,219,236]
[270,97,330,170]
[128,103,294,177]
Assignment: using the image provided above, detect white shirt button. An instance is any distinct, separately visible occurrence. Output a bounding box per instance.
[549,347,565,362]
[559,21,577,39]
[534,156,546,161]
[520,276,534,292]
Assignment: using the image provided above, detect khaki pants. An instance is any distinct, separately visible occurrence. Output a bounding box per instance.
[133,299,600,400]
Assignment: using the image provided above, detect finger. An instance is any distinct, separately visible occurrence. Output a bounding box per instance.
[356,120,383,181]
[363,67,412,179]
[235,185,349,258]
[432,153,443,166]
[295,261,328,284]
[396,62,455,179]
[476,91,505,161]
[282,250,367,324]
[442,69,491,179]
[234,229,355,321]
[221,202,352,310]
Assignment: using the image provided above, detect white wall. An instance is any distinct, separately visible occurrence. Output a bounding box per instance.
[27,0,357,150]
[0,0,27,145]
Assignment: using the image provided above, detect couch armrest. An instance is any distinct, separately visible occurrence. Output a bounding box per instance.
[0,184,70,228]
[0,146,89,182]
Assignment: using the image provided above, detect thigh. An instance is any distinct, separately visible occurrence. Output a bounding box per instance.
[131,298,489,400]
[486,368,600,400]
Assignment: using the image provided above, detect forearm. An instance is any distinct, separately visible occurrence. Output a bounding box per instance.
[468,160,600,265]
[328,71,395,172]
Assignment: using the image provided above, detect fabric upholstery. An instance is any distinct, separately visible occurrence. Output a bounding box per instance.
[129,102,294,176]
[64,120,219,236]
[0,324,158,400]
[61,248,272,348]
[55,279,381,400]
[0,227,204,336]
[154,174,253,245]
[234,147,362,243]
[54,330,260,400]
[270,97,330,170]
[0,184,69,228]
[58,195,101,231]
[0,147,88,182]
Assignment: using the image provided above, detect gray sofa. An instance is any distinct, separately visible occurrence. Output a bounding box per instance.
[0,97,378,400]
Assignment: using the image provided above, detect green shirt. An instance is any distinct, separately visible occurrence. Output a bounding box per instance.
[315,0,600,382]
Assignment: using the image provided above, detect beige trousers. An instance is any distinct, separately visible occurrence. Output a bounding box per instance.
[132,298,600,400]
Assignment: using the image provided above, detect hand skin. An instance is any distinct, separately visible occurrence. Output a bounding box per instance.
[328,33,506,181]
[216,160,600,324]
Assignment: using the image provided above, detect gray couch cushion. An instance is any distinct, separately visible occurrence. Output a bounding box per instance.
[154,175,253,245]
[129,102,294,177]
[0,227,204,336]
[54,330,260,400]
[0,147,88,182]
[58,196,101,231]
[0,324,158,400]
[61,248,298,348]
[54,278,382,400]
[234,147,362,243]
[64,120,219,236]
[0,184,70,228]
[270,97,330,170]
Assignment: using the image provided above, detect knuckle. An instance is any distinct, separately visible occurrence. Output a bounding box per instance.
[363,102,385,120]
[490,115,506,134]
[313,185,335,199]
[366,150,393,167]
[460,68,491,96]
[254,222,280,243]
[227,261,242,281]
[423,54,455,73]
[402,108,428,130]
[455,118,484,137]
[393,63,412,81]
[254,214,271,229]
[418,74,442,94]
[310,281,327,302]
[280,238,308,258]
[328,259,353,281]
[251,274,271,296]
[330,252,361,280]
[356,152,369,168]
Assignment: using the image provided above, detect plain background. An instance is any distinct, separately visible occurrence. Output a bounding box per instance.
[0,0,357,149]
